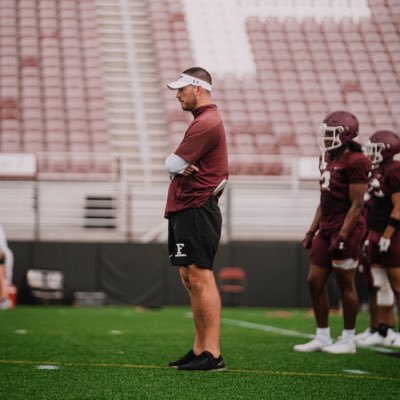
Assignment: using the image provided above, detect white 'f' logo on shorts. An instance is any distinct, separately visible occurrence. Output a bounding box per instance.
[175,243,187,257]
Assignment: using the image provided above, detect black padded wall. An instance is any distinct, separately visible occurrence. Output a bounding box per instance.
[9,240,312,307]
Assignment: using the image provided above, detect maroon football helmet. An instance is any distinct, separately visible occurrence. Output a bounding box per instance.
[364,130,400,169]
[319,111,359,152]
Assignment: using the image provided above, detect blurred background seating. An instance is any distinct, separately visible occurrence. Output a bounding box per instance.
[0,0,398,242]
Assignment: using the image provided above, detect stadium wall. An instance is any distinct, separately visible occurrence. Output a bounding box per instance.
[10,240,313,308]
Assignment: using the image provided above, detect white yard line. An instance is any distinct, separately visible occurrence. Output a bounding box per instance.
[185,312,400,354]
[221,317,314,339]
[184,312,312,339]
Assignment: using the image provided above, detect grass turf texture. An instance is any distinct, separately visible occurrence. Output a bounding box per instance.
[0,307,399,399]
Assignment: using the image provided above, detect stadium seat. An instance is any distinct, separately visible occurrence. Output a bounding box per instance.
[372,112,394,127]
[254,134,279,154]
[1,0,397,180]
[26,269,65,305]
[218,267,246,307]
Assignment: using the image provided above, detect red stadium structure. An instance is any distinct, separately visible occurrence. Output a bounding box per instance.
[0,0,398,241]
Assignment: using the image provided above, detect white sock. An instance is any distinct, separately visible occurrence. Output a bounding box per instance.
[342,329,355,340]
[316,327,331,341]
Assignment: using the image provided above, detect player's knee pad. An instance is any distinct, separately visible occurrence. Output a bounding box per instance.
[332,258,358,270]
[371,267,394,306]
[377,286,395,306]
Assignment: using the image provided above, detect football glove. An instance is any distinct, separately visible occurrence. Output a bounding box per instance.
[378,237,390,253]
[329,235,347,259]
[358,239,369,273]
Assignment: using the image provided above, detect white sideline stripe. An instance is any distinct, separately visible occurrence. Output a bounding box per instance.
[185,312,400,353]
[368,346,399,354]
[220,319,400,354]
[221,319,400,353]
[221,317,314,339]
[185,312,312,339]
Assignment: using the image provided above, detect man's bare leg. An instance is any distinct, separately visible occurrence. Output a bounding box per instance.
[307,264,331,327]
[186,264,221,357]
[0,265,8,301]
[334,268,358,330]
[387,268,400,325]
[179,266,201,354]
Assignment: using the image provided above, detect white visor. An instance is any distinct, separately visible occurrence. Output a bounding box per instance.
[167,73,212,91]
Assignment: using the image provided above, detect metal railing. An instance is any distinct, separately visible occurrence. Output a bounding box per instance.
[0,176,319,243]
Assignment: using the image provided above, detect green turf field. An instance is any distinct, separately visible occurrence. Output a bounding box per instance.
[0,306,399,399]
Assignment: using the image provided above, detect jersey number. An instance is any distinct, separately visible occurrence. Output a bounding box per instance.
[320,170,331,189]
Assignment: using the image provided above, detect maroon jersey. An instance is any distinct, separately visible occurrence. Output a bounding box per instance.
[368,160,400,232]
[319,150,371,233]
[164,104,229,218]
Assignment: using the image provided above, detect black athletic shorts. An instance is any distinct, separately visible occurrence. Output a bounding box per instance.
[168,196,222,270]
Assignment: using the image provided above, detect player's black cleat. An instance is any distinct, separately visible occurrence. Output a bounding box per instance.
[168,349,197,368]
[177,351,226,371]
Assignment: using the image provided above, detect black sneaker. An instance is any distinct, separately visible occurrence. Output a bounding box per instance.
[177,351,225,371]
[169,349,197,368]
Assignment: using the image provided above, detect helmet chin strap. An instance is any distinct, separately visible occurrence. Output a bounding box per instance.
[320,145,347,170]
[320,151,327,171]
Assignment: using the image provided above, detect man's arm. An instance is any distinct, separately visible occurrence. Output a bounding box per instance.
[378,192,400,252]
[338,182,366,238]
[302,205,321,249]
[308,205,321,235]
[165,153,199,177]
[165,153,189,174]
[383,192,400,239]
[330,182,366,260]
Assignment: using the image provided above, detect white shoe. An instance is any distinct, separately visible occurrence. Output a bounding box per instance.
[0,299,11,310]
[383,329,399,347]
[322,337,356,354]
[293,337,333,352]
[355,327,374,344]
[357,331,384,347]
[390,334,400,348]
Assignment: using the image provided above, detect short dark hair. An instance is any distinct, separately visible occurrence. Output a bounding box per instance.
[347,140,363,153]
[182,67,212,85]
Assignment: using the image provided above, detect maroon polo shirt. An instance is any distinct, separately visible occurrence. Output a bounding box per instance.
[164,104,229,218]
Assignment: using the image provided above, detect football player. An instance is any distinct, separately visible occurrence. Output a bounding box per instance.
[355,157,396,346]
[0,225,13,310]
[358,130,400,347]
[294,111,371,354]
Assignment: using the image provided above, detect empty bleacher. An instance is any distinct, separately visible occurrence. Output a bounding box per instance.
[151,0,399,175]
[1,0,399,242]
[2,0,398,180]
[0,0,113,178]
[96,0,170,182]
